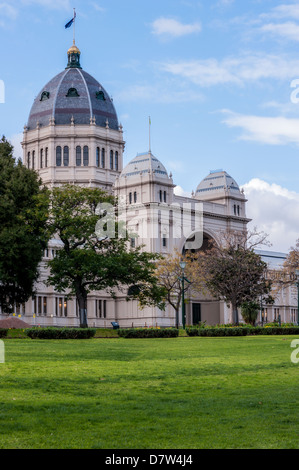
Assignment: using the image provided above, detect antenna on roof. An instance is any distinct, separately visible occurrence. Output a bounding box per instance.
[149,116,151,154]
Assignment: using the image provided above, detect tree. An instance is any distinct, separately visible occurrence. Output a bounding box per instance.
[241,301,260,326]
[47,184,165,328]
[196,229,273,324]
[0,136,50,313]
[155,248,204,328]
[284,239,299,274]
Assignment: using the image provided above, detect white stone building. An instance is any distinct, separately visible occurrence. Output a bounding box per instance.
[1,43,297,327]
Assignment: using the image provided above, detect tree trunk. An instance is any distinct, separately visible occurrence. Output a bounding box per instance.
[76,290,88,328]
[175,308,179,329]
[231,303,239,325]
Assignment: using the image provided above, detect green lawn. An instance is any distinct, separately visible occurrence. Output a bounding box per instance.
[0,335,298,449]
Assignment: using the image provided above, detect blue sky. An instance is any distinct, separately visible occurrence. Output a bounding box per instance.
[0,0,299,252]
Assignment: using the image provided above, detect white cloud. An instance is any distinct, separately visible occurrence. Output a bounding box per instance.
[0,2,18,26]
[151,17,201,38]
[21,0,71,9]
[160,53,299,87]
[90,2,105,12]
[262,4,299,20]
[242,178,299,252]
[174,186,192,198]
[8,133,23,162]
[260,21,299,41]
[221,110,299,145]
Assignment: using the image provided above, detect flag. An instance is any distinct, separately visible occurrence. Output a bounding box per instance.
[65,18,74,29]
[65,11,76,29]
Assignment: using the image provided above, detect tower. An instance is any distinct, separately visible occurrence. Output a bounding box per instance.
[22,42,125,192]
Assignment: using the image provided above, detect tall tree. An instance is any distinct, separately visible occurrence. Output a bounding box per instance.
[47,184,165,328]
[0,136,50,313]
[284,239,299,274]
[155,248,204,328]
[196,229,273,324]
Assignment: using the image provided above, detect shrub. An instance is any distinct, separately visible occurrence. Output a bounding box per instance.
[185,328,200,336]
[186,325,299,337]
[26,327,96,339]
[197,327,249,337]
[0,328,8,338]
[117,328,179,338]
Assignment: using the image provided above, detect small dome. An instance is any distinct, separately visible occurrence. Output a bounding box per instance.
[68,41,81,55]
[120,152,169,179]
[195,170,242,200]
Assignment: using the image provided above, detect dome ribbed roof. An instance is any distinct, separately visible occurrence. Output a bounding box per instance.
[27,67,118,130]
[195,170,241,200]
[120,152,169,179]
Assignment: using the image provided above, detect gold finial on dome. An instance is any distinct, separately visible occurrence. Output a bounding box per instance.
[68,40,81,55]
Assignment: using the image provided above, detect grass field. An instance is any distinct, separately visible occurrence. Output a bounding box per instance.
[0,335,298,449]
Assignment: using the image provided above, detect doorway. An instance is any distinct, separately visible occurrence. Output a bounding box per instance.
[192,303,201,325]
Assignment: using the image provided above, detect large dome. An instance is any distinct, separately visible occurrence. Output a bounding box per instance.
[27,45,119,131]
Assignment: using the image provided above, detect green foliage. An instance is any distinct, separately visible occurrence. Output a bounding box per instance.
[47,184,166,327]
[241,301,260,326]
[0,136,50,312]
[186,325,299,337]
[26,327,96,339]
[0,329,8,338]
[117,328,179,338]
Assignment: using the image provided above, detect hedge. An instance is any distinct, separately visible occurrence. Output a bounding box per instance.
[117,328,179,338]
[186,326,299,337]
[26,327,97,339]
[0,329,8,338]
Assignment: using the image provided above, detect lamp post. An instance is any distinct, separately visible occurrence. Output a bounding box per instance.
[179,261,186,329]
[296,269,299,326]
[179,261,187,330]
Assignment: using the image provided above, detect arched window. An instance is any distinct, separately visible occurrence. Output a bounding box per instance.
[101,148,105,168]
[115,151,119,171]
[96,147,100,167]
[56,146,62,167]
[76,146,81,166]
[129,192,132,204]
[66,88,80,97]
[27,152,30,169]
[40,149,43,168]
[32,151,35,169]
[45,148,48,168]
[134,191,137,203]
[83,146,89,166]
[233,204,236,215]
[63,146,69,166]
[237,205,240,216]
[164,191,167,203]
[159,190,162,202]
[110,150,113,170]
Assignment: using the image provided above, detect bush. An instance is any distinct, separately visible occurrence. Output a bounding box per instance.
[26,327,96,339]
[117,328,179,338]
[186,325,299,337]
[185,328,200,336]
[197,327,249,337]
[0,328,8,338]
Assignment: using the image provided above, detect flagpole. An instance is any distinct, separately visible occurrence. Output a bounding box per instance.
[73,8,76,44]
[149,116,151,153]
